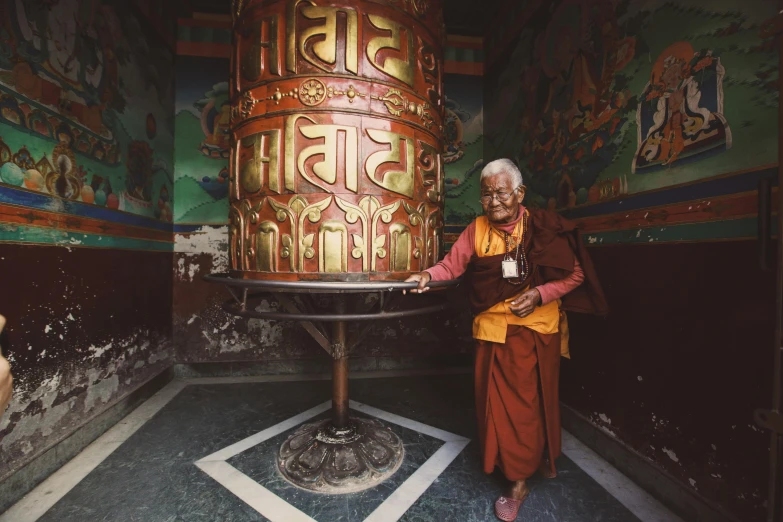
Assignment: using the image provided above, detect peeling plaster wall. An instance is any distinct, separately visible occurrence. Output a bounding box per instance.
[0,0,178,486]
[172,225,306,362]
[0,245,173,480]
[560,242,774,520]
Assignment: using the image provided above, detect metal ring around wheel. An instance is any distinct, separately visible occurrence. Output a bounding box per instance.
[205,273,461,322]
[203,273,461,294]
[221,300,450,322]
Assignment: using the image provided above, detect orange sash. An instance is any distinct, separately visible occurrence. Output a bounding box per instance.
[472,215,570,358]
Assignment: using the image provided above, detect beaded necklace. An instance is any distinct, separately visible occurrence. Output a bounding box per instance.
[485,211,528,284]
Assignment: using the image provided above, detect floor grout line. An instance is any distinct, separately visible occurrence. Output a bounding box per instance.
[561,429,685,522]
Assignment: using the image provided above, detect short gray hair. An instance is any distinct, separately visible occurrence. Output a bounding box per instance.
[480,159,523,189]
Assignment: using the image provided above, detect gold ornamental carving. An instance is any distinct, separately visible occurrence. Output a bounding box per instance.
[231,0,444,281]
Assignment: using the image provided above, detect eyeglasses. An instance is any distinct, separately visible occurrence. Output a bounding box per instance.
[479,188,518,205]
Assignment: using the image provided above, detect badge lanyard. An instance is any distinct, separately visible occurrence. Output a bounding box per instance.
[493,212,528,283]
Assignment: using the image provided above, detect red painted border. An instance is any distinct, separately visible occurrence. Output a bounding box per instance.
[574,189,778,234]
[444,61,484,75]
[445,35,483,49]
[0,204,173,243]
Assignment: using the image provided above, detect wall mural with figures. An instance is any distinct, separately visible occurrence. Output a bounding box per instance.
[0,0,174,223]
[442,72,484,225]
[484,0,777,211]
[174,56,231,223]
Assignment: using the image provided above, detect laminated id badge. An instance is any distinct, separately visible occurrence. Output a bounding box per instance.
[501,259,518,279]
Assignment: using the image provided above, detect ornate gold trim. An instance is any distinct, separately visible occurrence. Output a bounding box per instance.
[237,72,434,103]
[298,78,327,106]
[234,78,434,129]
[233,107,441,142]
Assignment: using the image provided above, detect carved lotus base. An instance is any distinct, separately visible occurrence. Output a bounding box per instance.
[278,417,404,494]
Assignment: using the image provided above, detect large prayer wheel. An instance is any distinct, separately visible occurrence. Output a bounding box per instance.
[229,0,445,281]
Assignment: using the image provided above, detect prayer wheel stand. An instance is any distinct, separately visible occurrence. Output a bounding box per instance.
[205,275,458,493]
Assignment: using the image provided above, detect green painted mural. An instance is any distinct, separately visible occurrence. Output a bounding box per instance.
[173,55,230,224]
[0,0,175,223]
[173,56,230,224]
[484,0,778,211]
[442,72,485,225]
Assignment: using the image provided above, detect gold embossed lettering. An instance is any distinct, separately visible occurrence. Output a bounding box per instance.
[240,15,279,82]
[296,120,358,193]
[365,129,415,198]
[418,140,442,203]
[284,115,311,192]
[366,15,415,86]
[418,36,440,105]
[239,130,280,194]
[286,0,358,74]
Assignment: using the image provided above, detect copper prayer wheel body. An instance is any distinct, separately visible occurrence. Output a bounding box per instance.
[228,0,445,281]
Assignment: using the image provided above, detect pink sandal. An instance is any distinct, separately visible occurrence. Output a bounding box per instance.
[494,491,529,521]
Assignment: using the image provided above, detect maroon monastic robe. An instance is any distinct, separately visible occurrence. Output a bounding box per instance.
[469,208,608,480]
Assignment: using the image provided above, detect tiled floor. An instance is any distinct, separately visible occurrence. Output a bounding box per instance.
[1,372,682,522]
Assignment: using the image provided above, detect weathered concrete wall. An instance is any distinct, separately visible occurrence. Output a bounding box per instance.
[0,245,173,481]
[561,242,774,521]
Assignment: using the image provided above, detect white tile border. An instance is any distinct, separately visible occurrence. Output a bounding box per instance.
[0,380,187,522]
[198,401,332,462]
[195,461,317,522]
[1,372,685,522]
[194,399,471,522]
[561,430,684,522]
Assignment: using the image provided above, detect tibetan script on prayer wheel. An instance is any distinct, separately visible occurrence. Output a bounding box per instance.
[228,0,445,281]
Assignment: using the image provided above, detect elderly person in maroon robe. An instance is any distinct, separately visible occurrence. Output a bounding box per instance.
[405,159,607,521]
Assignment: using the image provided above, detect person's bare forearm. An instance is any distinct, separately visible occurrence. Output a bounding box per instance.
[0,315,12,415]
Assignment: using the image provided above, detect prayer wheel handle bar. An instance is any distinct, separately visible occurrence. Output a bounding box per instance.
[759,177,773,271]
[204,273,462,322]
[203,273,461,294]
[221,299,450,322]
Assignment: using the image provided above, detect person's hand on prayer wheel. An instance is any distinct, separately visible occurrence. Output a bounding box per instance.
[0,315,12,415]
[509,289,542,318]
[403,272,432,294]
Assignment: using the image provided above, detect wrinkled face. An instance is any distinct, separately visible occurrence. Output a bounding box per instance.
[480,173,526,224]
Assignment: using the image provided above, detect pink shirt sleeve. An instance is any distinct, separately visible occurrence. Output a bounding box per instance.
[536,258,584,305]
[424,221,476,281]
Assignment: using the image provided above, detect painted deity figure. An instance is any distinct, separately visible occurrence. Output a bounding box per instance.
[516,0,635,191]
[633,42,731,173]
